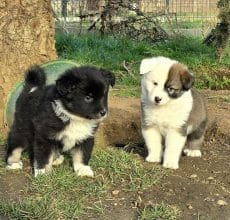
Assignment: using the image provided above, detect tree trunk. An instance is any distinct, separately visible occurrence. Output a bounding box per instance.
[61,0,68,19]
[88,0,101,11]
[0,0,57,134]
[203,0,230,58]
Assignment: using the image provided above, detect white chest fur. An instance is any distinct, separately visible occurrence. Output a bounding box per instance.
[143,91,193,134]
[56,118,98,152]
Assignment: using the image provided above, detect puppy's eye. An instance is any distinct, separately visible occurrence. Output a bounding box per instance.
[167,87,174,92]
[167,87,179,94]
[84,95,93,103]
[153,82,158,86]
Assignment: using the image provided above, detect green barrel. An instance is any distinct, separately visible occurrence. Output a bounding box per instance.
[5,60,79,128]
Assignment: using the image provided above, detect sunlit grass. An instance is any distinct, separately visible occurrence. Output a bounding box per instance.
[0,147,166,219]
[138,203,180,220]
[56,33,230,95]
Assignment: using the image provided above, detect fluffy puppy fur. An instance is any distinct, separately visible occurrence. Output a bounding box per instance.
[140,56,207,169]
[5,65,115,177]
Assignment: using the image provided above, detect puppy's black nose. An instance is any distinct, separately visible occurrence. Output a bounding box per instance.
[100,109,107,116]
[155,96,162,103]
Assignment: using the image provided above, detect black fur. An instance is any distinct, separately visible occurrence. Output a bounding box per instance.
[6,65,115,176]
[24,65,46,89]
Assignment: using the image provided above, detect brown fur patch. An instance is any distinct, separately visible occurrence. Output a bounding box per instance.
[167,63,194,91]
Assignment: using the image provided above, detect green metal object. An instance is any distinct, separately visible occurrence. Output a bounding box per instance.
[5,60,79,128]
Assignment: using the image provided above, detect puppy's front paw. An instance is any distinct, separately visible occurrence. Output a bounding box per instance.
[163,160,179,169]
[34,168,46,177]
[183,149,202,157]
[145,154,161,163]
[52,155,64,166]
[75,165,94,177]
[6,161,23,170]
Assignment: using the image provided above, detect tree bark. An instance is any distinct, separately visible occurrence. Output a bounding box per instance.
[0,0,57,133]
[203,0,230,58]
[61,0,68,18]
[87,0,100,11]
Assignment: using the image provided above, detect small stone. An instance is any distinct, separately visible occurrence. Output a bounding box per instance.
[217,200,228,206]
[190,174,197,178]
[187,204,193,210]
[204,197,215,202]
[114,203,118,206]
[207,176,214,180]
[112,190,120,195]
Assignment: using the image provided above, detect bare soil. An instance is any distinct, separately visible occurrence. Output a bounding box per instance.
[0,90,230,220]
[97,90,230,220]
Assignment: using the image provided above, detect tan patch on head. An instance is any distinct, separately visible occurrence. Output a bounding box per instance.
[167,63,193,90]
[167,63,187,88]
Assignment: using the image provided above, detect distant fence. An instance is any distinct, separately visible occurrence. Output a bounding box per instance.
[52,0,219,20]
[52,0,220,36]
[139,0,219,20]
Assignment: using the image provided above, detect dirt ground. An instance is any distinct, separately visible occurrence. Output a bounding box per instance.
[97,90,230,220]
[0,90,229,220]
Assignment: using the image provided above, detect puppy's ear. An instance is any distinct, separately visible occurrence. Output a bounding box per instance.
[56,74,80,96]
[180,70,194,90]
[100,69,115,87]
[140,57,158,75]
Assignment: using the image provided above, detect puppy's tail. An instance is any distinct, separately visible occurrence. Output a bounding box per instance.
[24,65,46,89]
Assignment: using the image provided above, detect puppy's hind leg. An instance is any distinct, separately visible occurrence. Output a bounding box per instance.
[52,149,64,166]
[184,136,204,157]
[33,137,54,177]
[5,132,24,170]
[184,120,207,157]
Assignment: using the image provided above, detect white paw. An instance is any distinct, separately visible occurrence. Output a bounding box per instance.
[6,161,23,170]
[52,155,64,166]
[145,154,161,163]
[163,160,179,169]
[75,165,94,177]
[34,168,46,177]
[184,149,202,157]
[29,87,37,93]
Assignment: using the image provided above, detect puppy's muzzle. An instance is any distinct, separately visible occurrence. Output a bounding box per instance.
[88,108,107,120]
[100,109,107,117]
[154,96,162,104]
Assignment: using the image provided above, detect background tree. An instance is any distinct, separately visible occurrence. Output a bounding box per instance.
[0,0,57,133]
[61,0,68,19]
[203,0,230,59]
[87,0,100,11]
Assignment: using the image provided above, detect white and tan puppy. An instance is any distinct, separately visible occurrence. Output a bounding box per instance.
[140,56,207,169]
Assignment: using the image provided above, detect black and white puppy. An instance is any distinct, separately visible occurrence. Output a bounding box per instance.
[5,65,115,177]
[140,56,207,169]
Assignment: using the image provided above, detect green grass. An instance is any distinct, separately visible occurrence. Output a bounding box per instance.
[196,73,230,89]
[163,19,205,29]
[1,33,229,219]
[0,147,166,219]
[138,204,180,220]
[56,33,230,96]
